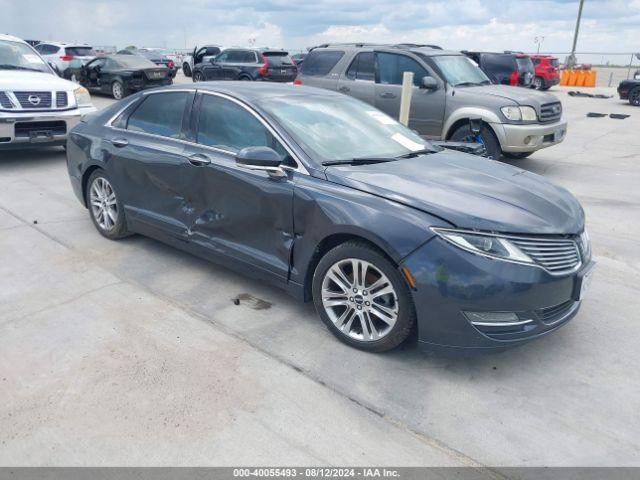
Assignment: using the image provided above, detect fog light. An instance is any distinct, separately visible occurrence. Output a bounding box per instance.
[524,136,532,145]
[463,311,532,327]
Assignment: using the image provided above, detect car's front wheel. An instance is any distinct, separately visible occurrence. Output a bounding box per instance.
[193,71,205,82]
[86,170,130,240]
[449,122,502,160]
[183,63,192,77]
[312,241,415,352]
[503,151,533,160]
[629,87,640,107]
[111,80,126,100]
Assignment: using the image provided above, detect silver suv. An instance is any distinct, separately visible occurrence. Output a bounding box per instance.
[296,43,567,160]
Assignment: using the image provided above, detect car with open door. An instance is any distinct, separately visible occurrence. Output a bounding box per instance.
[182,45,222,77]
[66,82,593,354]
[78,54,172,100]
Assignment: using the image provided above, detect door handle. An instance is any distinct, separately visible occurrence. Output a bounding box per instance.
[379,92,397,99]
[187,153,211,166]
[110,138,129,148]
[338,86,350,93]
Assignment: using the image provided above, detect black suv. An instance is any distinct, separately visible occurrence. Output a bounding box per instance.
[192,48,297,83]
[463,51,534,87]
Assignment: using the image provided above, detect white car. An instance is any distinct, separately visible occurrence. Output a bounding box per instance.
[34,41,96,76]
[0,34,96,149]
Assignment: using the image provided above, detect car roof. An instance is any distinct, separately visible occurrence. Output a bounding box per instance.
[39,41,92,47]
[309,43,460,57]
[158,81,344,103]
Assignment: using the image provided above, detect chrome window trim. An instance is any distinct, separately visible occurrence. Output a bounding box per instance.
[431,227,583,276]
[105,88,309,175]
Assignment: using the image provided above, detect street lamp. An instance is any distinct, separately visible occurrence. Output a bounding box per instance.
[567,0,585,68]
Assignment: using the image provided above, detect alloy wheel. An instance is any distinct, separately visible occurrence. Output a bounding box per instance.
[89,177,118,232]
[321,258,399,342]
[631,89,640,106]
[112,82,123,100]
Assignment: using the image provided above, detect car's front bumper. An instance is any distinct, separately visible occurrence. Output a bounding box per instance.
[400,236,594,353]
[492,118,568,153]
[0,106,96,149]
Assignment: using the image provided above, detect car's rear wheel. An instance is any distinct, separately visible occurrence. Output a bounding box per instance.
[312,241,415,352]
[532,76,543,89]
[111,81,126,100]
[86,170,129,240]
[193,71,205,82]
[449,123,502,160]
[629,87,640,107]
[183,63,192,77]
[238,75,252,81]
[503,151,533,160]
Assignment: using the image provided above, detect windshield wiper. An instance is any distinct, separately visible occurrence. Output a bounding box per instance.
[396,148,439,158]
[322,157,396,166]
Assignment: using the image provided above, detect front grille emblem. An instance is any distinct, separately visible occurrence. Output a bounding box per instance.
[28,95,41,106]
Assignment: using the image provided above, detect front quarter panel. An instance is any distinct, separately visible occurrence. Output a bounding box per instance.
[290,173,453,287]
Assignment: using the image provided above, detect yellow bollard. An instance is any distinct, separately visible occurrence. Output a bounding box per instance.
[560,69,570,86]
[568,70,579,86]
[585,70,597,87]
[576,70,587,87]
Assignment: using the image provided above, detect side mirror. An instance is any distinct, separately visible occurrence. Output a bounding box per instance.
[235,147,285,177]
[209,57,217,64]
[421,76,438,90]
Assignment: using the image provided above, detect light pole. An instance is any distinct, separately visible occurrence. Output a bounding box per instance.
[567,0,585,68]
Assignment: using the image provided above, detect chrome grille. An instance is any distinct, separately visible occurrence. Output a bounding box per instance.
[56,91,68,108]
[539,102,562,122]
[13,91,52,109]
[0,92,13,109]
[510,236,581,275]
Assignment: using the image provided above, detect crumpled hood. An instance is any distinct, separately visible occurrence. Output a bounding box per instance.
[0,71,78,91]
[459,84,560,107]
[325,149,584,234]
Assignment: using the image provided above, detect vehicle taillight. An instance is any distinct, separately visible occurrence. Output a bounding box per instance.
[168,60,175,69]
[509,70,519,86]
[60,55,74,62]
[293,79,302,86]
[258,54,269,77]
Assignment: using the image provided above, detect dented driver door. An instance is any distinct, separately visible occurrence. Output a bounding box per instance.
[176,92,295,281]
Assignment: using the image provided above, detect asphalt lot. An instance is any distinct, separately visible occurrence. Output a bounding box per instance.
[1,76,639,467]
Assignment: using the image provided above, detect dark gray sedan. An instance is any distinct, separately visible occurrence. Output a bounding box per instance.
[65,83,594,353]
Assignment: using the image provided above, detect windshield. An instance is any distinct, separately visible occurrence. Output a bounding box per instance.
[431,55,491,87]
[430,55,490,86]
[114,56,160,69]
[257,94,433,165]
[0,40,51,73]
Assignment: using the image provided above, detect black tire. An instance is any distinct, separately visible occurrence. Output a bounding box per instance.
[629,87,640,107]
[238,75,252,81]
[85,169,130,240]
[532,76,543,90]
[449,122,502,160]
[193,71,205,82]
[111,80,126,100]
[312,241,416,352]
[183,63,192,77]
[503,151,533,160]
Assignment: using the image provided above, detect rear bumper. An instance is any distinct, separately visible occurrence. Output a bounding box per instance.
[400,236,594,354]
[0,106,96,149]
[492,118,568,153]
[542,76,560,87]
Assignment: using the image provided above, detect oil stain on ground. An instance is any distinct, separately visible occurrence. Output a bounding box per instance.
[234,293,272,310]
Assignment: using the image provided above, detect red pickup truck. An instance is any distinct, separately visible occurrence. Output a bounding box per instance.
[530,55,560,90]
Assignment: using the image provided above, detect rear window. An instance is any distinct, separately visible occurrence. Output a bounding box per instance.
[550,59,559,68]
[300,50,344,76]
[114,56,159,69]
[66,47,95,56]
[263,52,294,66]
[482,54,514,71]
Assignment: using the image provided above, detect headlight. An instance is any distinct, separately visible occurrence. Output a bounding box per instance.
[432,228,533,264]
[500,106,538,122]
[74,87,92,107]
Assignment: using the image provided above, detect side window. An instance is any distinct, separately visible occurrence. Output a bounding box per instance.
[206,47,221,56]
[376,52,427,87]
[34,44,46,53]
[216,51,229,63]
[226,51,244,63]
[196,95,296,166]
[240,51,256,63]
[127,92,188,139]
[103,58,117,69]
[300,50,344,76]
[345,52,374,81]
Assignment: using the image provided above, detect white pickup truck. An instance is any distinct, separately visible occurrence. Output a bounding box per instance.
[0,34,96,150]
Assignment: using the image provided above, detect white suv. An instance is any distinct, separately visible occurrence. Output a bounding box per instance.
[0,34,96,149]
[34,41,96,76]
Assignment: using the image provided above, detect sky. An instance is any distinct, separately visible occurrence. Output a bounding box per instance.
[1,0,639,62]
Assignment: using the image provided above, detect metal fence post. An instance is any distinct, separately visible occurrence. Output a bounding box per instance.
[399,71,414,127]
